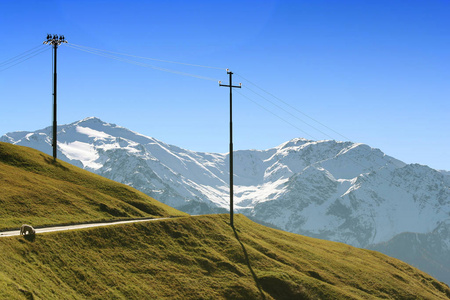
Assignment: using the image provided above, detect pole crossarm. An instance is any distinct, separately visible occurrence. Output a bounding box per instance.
[219,70,242,89]
[219,69,242,228]
[219,82,242,88]
[43,34,67,161]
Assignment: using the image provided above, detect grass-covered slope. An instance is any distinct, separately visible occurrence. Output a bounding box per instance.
[0,142,186,230]
[1,215,449,299]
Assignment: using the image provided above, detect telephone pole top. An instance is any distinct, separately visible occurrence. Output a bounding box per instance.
[43,34,67,161]
[219,69,242,228]
[43,34,67,46]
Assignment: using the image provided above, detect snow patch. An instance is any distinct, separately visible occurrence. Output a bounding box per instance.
[76,126,112,140]
[58,141,102,170]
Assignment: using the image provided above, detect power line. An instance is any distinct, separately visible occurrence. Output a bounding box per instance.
[244,85,335,140]
[237,90,318,140]
[67,42,225,70]
[235,72,353,142]
[66,43,219,82]
[0,45,45,67]
[0,46,50,72]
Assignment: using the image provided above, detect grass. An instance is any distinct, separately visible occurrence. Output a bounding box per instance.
[0,142,186,230]
[0,215,449,299]
[1,142,449,299]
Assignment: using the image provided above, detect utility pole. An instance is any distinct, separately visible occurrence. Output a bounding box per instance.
[219,69,241,228]
[43,34,67,161]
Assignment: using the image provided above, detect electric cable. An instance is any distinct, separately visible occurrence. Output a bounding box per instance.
[236,90,318,140]
[67,42,225,70]
[0,46,50,72]
[0,45,45,67]
[245,85,336,140]
[235,72,353,142]
[66,43,219,82]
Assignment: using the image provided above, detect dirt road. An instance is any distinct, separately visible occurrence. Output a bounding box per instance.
[0,218,171,238]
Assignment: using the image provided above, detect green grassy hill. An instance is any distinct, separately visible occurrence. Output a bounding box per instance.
[0,142,186,230]
[1,142,449,299]
[1,215,449,299]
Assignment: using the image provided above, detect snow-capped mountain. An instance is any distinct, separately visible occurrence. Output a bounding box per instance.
[2,117,450,284]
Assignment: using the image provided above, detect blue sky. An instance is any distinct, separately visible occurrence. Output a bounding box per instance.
[1,0,449,170]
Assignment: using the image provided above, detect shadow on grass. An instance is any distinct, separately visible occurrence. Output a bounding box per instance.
[23,234,36,242]
[232,225,312,300]
[44,156,69,171]
[232,225,267,300]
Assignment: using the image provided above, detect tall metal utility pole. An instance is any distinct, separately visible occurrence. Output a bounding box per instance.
[219,69,241,227]
[43,34,67,161]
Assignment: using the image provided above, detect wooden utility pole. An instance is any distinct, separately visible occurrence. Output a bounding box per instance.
[219,69,241,227]
[43,34,67,161]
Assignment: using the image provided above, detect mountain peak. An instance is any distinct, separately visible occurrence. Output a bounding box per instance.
[75,117,108,126]
[277,137,311,149]
[82,116,102,122]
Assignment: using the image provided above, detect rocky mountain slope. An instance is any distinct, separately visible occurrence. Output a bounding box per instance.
[2,117,449,284]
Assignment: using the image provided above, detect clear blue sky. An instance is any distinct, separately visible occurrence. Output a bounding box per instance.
[1,0,449,170]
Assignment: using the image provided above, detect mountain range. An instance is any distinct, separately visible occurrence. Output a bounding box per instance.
[2,117,449,285]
